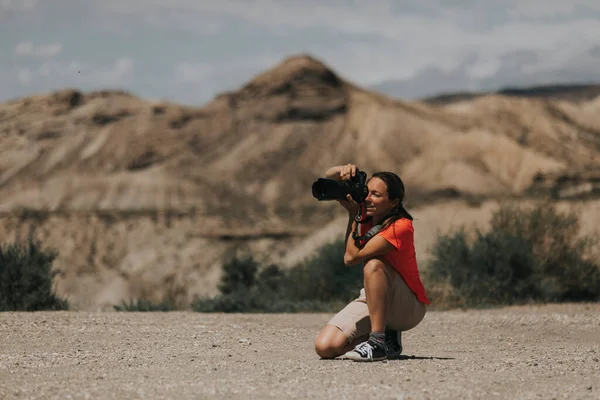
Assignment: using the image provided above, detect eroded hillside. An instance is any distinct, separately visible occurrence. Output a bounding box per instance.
[2,54,600,309]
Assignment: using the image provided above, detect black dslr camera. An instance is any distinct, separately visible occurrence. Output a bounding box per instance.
[312,170,368,203]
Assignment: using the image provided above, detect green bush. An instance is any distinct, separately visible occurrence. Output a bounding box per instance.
[217,250,260,295]
[284,238,363,304]
[0,237,69,311]
[426,202,600,307]
[191,239,363,313]
[192,290,332,313]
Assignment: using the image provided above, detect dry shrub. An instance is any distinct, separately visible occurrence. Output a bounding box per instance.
[425,201,600,308]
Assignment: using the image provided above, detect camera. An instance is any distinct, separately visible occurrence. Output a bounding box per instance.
[312,170,368,203]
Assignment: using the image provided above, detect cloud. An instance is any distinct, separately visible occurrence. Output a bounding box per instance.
[96,1,600,37]
[93,0,600,87]
[174,63,213,84]
[16,69,34,85]
[174,54,280,85]
[0,0,37,20]
[12,57,135,88]
[0,0,37,11]
[105,58,134,82]
[90,0,228,34]
[370,45,600,99]
[70,57,134,86]
[14,41,63,58]
[3,1,600,104]
[506,1,600,19]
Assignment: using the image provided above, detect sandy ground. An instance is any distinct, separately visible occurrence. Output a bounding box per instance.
[1,304,599,400]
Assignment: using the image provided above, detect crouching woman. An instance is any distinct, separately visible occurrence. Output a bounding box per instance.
[314,164,430,362]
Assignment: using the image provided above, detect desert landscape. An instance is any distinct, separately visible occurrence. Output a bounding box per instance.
[1,54,600,310]
[1,304,599,399]
[2,54,600,399]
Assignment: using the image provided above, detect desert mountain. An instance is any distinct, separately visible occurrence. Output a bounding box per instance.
[2,55,599,217]
[2,54,600,309]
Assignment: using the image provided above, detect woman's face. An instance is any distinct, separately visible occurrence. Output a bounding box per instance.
[364,177,399,222]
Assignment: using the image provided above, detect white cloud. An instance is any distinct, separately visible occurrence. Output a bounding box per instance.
[174,63,213,83]
[506,0,600,19]
[16,68,34,85]
[12,57,135,88]
[3,1,600,103]
[298,14,600,85]
[92,0,228,34]
[14,41,63,58]
[174,55,280,85]
[96,0,600,37]
[0,0,37,20]
[14,41,33,55]
[468,57,502,80]
[112,58,134,77]
[1,0,37,11]
[36,43,63,57]
[93,0,600,87]
[71,57,134,86]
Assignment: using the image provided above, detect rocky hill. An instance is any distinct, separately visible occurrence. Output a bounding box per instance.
[423,83,600,105]
[2,54,600,310]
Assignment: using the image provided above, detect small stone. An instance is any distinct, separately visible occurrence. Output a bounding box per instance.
[238,338,249,344]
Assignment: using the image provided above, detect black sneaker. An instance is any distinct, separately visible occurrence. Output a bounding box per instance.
[344,339,387,362]
[385,330,402,359]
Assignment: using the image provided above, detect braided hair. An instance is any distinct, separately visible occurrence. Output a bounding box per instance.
[370,171,413,230]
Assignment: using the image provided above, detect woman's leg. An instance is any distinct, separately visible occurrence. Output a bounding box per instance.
[363,258,393,333]
[343,258,402,361]
[314,325,368,359]
[314,289,372,359]
[386,271,426,332]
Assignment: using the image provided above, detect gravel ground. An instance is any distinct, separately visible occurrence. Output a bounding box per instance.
[1,303,599,400]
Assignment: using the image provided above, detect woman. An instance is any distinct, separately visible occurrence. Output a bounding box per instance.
[314,163,430,362]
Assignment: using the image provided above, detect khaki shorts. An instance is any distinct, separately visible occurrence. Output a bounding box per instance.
[327,264,426,343]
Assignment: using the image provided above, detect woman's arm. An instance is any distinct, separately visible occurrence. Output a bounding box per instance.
[340,193,394,266]
[343,219,394,266]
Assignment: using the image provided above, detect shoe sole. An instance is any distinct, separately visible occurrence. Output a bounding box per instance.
[345,353,387,362]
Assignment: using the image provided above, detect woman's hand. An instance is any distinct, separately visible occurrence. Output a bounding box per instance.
[325,163,358,181]
[324,164,360,215]
[339,164,358,181]
[337,193,359,216]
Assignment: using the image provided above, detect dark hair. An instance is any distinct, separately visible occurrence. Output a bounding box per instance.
[369,171,413,229]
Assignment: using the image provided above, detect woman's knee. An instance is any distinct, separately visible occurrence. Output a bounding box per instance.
[314,325,348,359]
[363,257,388,276]
[314,337,337,359]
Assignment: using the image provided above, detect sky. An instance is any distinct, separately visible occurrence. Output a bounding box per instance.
[2,0,600,106]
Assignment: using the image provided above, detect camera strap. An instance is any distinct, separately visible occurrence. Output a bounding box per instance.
[352,202,382,246]
[352,224,382,246]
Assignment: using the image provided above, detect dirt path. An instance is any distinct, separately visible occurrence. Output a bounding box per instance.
[1,304,599,399]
